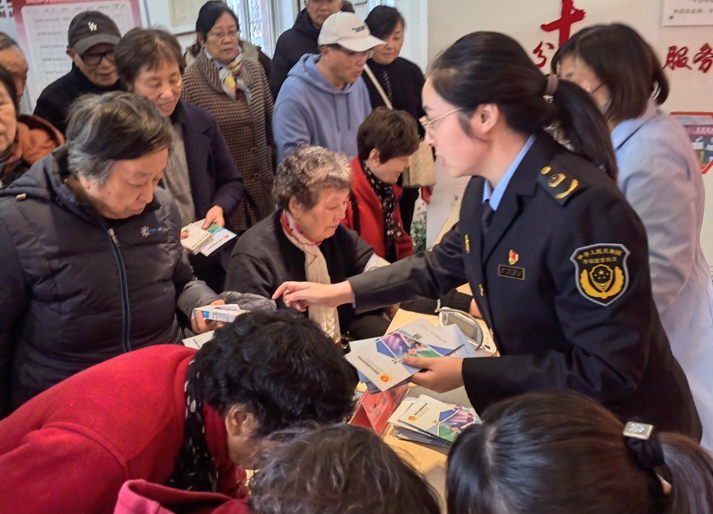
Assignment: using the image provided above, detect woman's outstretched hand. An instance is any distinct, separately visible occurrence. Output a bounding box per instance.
[273,281,354,311]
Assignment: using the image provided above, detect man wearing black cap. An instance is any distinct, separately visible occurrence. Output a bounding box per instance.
[33,11,125,134]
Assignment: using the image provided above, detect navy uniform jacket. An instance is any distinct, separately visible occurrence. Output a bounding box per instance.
[349,134,701,439]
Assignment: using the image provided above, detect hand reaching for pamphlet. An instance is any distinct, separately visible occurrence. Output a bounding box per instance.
[203,205,225,229]
[191,299,226,334]
[403,355,465,393]
[272,281,354,311]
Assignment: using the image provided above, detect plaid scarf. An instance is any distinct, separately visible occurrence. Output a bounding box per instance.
[362,161,402,256]
[206,47,251,103]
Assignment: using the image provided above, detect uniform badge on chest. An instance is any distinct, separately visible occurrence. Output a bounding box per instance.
[498,249,525,280]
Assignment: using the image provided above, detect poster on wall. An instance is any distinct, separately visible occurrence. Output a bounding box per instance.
[663,0,713,26]
[13,0,142,107]
[671,112,713,174]
[144,0,204,35]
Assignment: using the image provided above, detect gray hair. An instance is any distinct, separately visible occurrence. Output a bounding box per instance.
[66,92,173,186]
[248,423,441,514]
[0,33,18,52]
[273,145,352,210]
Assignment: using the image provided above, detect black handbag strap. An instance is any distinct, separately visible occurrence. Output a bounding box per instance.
[349,189,360,234]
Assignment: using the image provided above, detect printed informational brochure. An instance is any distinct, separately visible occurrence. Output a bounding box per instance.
[388,395,480,446]
[345,319,463,393]
[192,304,246,323]
[181,220,237,256]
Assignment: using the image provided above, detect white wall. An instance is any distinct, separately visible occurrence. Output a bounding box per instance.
[425,0,713,261]
[394,0,428,72]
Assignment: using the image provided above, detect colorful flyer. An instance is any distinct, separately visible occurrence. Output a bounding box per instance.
[345,320,463,393]
[398,395,479,444]
[181,220,237,256]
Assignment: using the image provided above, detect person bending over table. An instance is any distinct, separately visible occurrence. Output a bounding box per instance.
[274,32,701,439]
[226,145,391,344]
[0,92,221,418]
[115,424,440,514]
[0,312,357,514]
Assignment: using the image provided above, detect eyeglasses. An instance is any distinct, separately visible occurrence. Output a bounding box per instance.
[81,50,115,67]
[207,30,240,41]
[588,83,604,95]
[419,107,463,133]
[332,45,373,61]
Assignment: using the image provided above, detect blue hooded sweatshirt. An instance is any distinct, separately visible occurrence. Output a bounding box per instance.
[273,54,372,164]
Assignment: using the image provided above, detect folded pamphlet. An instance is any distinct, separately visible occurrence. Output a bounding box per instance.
[345,319,463,393]
[192,304,247,323]
[181,220,237,256]
[389,395,480,445]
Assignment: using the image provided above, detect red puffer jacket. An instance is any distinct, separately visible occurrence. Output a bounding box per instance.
[342,158,414,261]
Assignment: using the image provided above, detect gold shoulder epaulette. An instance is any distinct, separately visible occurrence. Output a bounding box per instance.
[537,164,585,205]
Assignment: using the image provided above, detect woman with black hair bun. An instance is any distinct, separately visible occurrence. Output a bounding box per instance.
[274,31,701,440]
[447,391,713,514]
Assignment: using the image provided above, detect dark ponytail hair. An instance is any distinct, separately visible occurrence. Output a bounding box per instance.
[430,32,617,180]
[446,391,713,514]
[551,23,669,124]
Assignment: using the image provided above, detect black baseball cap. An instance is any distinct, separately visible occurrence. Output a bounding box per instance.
[67,11,121,55]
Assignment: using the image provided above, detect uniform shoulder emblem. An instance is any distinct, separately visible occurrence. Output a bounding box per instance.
[537,163,586,206]
[571,244,630,306]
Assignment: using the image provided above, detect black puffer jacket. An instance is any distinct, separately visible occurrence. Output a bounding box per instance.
[269,9,321,99]
[0,148,219,417]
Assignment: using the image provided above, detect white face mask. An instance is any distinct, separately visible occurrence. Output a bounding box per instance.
[587,82,610,115]
[598,98,612,115]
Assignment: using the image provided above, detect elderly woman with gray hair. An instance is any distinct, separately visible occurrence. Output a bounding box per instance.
[0,91,223,417]
[226,145,390,344]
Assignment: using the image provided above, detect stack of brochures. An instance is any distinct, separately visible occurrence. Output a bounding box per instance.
[388,395,480,447]
[181,220,237,256]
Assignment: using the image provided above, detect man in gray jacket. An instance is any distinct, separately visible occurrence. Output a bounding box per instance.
[0,92,222,417]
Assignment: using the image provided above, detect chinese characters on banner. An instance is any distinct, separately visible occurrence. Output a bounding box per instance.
[532,0,587,69]
[662,0,713,26]
[665,43,713,73]
[0,0,12,19]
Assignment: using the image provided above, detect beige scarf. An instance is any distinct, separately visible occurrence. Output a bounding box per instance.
[281,209,341,342]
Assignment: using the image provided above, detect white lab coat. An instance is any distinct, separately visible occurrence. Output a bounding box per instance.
[613,99,713,450]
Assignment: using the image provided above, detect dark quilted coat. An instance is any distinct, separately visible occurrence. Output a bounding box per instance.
[0,148,219,417]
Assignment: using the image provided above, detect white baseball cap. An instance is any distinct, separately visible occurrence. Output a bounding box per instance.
[318,12,385,52]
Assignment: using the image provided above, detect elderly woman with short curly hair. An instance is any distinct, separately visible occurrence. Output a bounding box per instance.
[226,145,389,343]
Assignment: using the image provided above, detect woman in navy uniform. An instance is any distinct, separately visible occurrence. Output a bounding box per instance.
[273,32,701,439]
